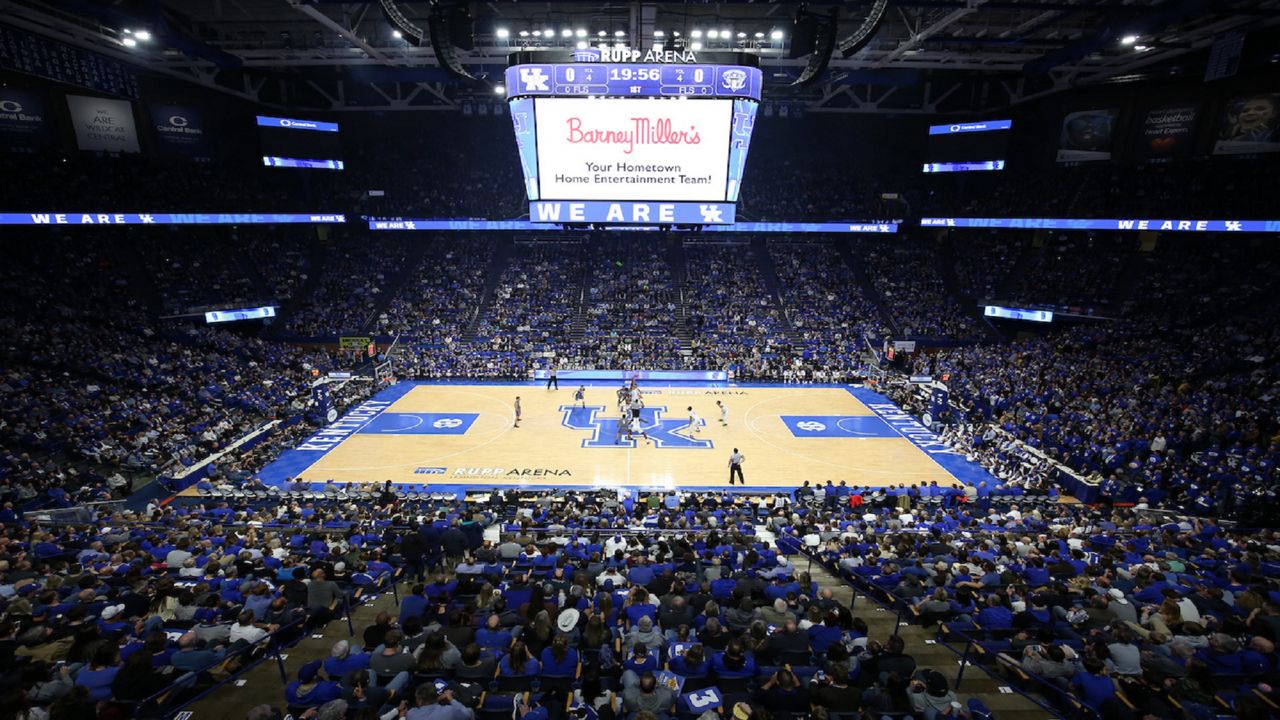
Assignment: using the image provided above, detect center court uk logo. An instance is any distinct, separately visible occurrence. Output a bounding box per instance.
[560,405,713,449]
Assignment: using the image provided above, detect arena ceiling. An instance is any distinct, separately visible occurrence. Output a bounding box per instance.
[5,0,1280,113]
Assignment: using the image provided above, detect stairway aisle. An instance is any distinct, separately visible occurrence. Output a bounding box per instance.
[803,560,1055,719]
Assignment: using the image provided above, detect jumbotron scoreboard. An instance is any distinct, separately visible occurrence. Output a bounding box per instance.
[505,48,762,226]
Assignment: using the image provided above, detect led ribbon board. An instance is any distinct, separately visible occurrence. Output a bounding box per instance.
[921,217,1280,233]
[1,213,346,225]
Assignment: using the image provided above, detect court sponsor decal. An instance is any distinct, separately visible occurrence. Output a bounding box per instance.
[414,467,447,475]
[862,403,960,455]
[780,415,898,438]
[358,412,478,435]
[295,400,393,452]
[452,467,572,477]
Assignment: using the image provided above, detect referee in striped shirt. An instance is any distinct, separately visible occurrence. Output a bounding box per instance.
[728,448,745,485]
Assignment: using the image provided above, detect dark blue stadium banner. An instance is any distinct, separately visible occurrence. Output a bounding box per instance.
[0,24,140,98]
[0,87,51,154]
[150,104,213,160]
[1135,105,1198,163]
[0,213,347,225]
[921,217,1280,233]
[1213,93,1280,155]
[368,217,898,233]
[1056,108,1118,162]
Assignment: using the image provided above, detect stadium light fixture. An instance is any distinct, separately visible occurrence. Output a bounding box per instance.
[653,43,664,51]
[392,29,403,39]
[737,32,747,39]
[576,29,587,38]
[532,30,542,37]
[691,29,703,38]
[1134,44,1150,51]
[496,28,510,39]
[598,30,607,37]
[754,31,765,39]
[561,28,573,38]
[721,29,731,39]
[494,85,506,95]
[544,28,554,37]
[1121,34,1138,45]
[771,29,784,40]
[691,41,703,50]
[134,30,152,42]
[519,30,529,37]
[576,40,588,49]
[615,30,626,38]
[614,42,625,49]
[121,37,138,47]
[672,31,681,37]
[707,30,719,40]
[654,30,665,38]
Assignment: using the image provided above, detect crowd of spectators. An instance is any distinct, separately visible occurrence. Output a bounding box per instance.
[860,239,984,340]
[1001,235,1132,311]
[375,238,494,344]
[562,239,685,371]
[282,235,412,338]
[136,231,266,315]
[768,240,887,365]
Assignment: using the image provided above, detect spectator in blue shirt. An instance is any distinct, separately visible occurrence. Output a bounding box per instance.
[498,641,540,677]
[399,584,429,625]
[976,595,1013,630]
[476,614,513,650]
[540,635,579,676]
[75,645,122,703]
[1070,657,1116,711]
[324,640,371,679]
[286,660,343,708]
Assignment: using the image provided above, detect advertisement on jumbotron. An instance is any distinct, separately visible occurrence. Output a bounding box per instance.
[534,97,732,202]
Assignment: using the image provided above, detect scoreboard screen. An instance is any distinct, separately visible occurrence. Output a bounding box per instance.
[503,63,762,100]
[507,50,760,225]
[534,97,733,203]
[923,119,1011,173]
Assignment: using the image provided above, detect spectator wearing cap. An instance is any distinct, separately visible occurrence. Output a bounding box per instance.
[286,659,343,708]
[325,639,371,678]
[402,682,474,720]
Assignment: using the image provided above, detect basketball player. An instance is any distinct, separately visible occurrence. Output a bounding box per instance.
[728,448,745,485]
[574,385,586,408]
[514,396,522,428]
[629,394,644,420]
[686,406,703,436]
[628,415,650,445]
[716,400,728,426]
[616,384,629,411]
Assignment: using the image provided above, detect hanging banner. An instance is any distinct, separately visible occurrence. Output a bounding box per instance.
[1213,93,1280,155]
[1135,105,1198,163]
[66,95,139,153]
[1056,108,1118,162]
[149,103,212,160]
[0,87,51,153]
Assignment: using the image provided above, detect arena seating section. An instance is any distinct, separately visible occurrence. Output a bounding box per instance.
[1,123,1279,720]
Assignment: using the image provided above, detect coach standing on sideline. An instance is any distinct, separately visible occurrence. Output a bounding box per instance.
[728,448,746,485]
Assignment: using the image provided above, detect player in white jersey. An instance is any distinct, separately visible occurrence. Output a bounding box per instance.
[716,400,728,426]
[573,385,586,408]
[628,415,650,445]
[685,406,703,436]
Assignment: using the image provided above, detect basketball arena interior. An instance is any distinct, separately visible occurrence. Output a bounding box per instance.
[1,2,1279,720]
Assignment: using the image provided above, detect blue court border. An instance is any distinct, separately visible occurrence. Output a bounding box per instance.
[253,380,999,494]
